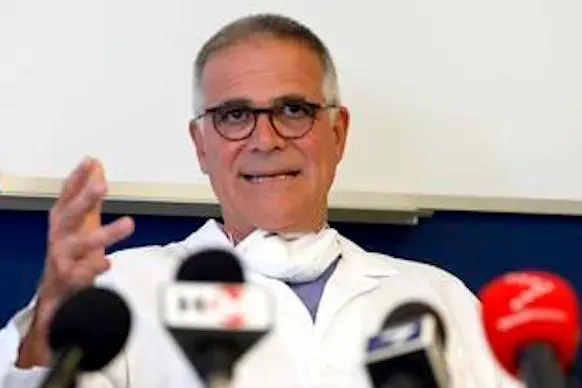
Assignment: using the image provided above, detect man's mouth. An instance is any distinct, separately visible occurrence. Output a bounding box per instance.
[241,170,301,183]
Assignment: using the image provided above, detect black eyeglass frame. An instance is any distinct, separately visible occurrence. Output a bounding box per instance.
[193,101,339,141]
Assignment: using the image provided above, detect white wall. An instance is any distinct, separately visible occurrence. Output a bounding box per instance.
[1,0,581,208]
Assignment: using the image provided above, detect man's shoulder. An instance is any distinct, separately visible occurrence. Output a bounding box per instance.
[108,238,193,266]
[374,251,465,285]
[98,228,208,285]
[104,219,226,276]
[340,236,465,285]
[339,235,475,300]
[368,251,472,295]
[94,233,206,310]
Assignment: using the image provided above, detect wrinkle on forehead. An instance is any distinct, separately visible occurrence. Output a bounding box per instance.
[200,38,325,108]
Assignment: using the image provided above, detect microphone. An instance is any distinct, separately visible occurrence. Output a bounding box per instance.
[479,271,580,388]
[163,248,272,388]
[365,301,449,388]
[40,287,132,388]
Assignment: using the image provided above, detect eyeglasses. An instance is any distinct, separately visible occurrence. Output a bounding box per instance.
[193,99,338,141]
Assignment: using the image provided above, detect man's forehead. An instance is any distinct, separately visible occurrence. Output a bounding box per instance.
[199,38,324,106]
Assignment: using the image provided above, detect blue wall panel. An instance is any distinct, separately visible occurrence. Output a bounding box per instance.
[2,209,582,323]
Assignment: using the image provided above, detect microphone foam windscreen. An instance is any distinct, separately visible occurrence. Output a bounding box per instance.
[382,301,447,345]
[176,248,244,283]
[48,287,132,371]
[479,271,580,377]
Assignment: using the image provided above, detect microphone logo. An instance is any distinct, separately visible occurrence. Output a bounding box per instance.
[495,273,568,332]
[505,273,555,312]
[163,283,271,331]
[176,285,244,328]
[367,320,422,352]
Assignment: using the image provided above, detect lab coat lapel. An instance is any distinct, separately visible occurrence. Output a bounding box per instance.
[314,236,400,339]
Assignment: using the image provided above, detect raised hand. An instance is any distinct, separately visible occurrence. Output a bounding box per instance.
[16,157,135,367]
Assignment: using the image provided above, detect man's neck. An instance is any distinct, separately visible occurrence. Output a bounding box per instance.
[221,221,328,245]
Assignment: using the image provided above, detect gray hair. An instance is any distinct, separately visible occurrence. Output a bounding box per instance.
[192,13,341,116]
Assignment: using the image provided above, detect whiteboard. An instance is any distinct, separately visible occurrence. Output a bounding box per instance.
[1,0,582,211]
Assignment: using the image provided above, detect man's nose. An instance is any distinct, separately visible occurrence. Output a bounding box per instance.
[247,113,286,152]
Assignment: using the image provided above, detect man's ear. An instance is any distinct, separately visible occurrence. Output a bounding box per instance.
[189,120,208,175]
[331,106,350,162]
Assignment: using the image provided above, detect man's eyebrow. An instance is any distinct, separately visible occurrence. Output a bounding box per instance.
[271,94,310,104]
[210,98,253,109]
[210,94,312,109]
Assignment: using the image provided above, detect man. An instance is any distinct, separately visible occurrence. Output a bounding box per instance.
[0,13,520,387]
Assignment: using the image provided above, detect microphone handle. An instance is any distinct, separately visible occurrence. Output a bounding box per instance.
[206,346,234,388]
[568,376,581,388]
[381,372,425,388]
[207,371,230,388]
[40,345,84,388]
[518,342,567,388]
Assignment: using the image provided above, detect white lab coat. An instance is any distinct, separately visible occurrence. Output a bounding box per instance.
[0,219,522,387]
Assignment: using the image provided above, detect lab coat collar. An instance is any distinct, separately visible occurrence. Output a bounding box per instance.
[183,219,401,279]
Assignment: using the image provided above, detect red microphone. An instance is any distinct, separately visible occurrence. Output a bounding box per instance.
[480,271,580,387]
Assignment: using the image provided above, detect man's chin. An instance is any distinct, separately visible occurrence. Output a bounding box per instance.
[247,207,314,233]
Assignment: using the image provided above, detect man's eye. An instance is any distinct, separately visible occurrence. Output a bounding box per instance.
[281,102,313,119]
[217,108,250,124]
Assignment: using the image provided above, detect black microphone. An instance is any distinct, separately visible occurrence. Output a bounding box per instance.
[365,301,449,388]
[40,287,132,388]
[163,248,272,388]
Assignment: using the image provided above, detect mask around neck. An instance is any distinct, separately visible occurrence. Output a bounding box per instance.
[233,227,341,283]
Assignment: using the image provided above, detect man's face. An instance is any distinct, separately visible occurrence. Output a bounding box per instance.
[190,37,349,236]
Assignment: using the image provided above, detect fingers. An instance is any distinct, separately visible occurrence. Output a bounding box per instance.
[52,216,135,260]
[54,157,96,208]
[50,160,107,239]
[71,216,135,256]
[51,177,106,237]
[46,216,135,289]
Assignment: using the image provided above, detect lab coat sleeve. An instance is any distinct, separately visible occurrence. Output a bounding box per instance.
[0,296,48,387]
